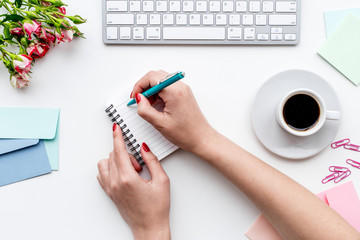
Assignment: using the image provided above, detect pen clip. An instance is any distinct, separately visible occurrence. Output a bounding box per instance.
[158,71,181,85]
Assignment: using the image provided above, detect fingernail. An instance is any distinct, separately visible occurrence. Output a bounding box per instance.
[142,142,150,152]
[130,91,133,98]
[135,93,141,104]
[113,123,117,132]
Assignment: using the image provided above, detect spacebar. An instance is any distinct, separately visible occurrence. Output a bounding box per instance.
[163,27,225,40]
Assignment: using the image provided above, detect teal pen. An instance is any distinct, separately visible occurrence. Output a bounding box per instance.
[127,71,185,106]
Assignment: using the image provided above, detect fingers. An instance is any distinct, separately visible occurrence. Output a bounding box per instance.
[136,94,165,128]
[131,70,169,98]
[97,158,110,191]
[140,142,168,183]
[112,123,134,172]
[129,153,142,173]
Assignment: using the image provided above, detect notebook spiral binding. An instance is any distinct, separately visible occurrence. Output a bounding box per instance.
[105,104,145,166]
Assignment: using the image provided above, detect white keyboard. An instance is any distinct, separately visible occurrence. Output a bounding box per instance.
[102,0,300,45]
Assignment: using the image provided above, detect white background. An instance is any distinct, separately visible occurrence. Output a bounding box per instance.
[1,1,360,239]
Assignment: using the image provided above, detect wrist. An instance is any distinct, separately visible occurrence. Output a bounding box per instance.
[190,126,223,159]
[133,223,171,240]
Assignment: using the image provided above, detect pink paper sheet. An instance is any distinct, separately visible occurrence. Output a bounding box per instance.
[326,181,360,232]
[245,181,360,240]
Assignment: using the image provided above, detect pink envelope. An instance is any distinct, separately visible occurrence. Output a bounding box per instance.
[246,181,360,240]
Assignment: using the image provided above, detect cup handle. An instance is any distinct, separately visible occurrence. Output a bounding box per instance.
[326,110,341,120]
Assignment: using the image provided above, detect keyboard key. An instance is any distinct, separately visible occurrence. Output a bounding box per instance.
[223,1,234,12]
[235,1,247,12]
[143,1,154,11]
[244,27,255,40]
[107,14,134,25]
[203,14,214,25]
[271,27,282,34]
[227,27,242,40]
[156,1,167,12]
[107,1,127,12]
[183,1,194,12]
[169,1,181,11]
[262,1,274,12]
[257,33,269,40]
[189,14,201,25]
[146,27,161,39]
[133,27,144,39]
[229,14,241,25]
[150,14,161,25]
[129,1,141,11]
[209,1,221,12]
[256,15,266,25]
[163,27,225,39]
[276,2,297,13]
[216,14,227,25]
[242,14,253,25]
[163,14,174,25]
[271,33,283,40]
[107,27,118,39]
[119,27,131,39]
[196,1,207,12]
[284,33,296,40]
[136,14,148,25]
[176,14,187,25]
[269,15,296,25]
[249,1,260,12]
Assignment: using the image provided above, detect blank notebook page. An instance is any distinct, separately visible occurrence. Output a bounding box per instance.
[105,89,178,165]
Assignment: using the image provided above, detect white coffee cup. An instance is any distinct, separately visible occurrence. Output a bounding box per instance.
[276,88,341,137]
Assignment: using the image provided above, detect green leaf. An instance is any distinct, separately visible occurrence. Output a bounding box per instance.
[15,0,23,8]
[3,27,11,39]
[1,14,25,24]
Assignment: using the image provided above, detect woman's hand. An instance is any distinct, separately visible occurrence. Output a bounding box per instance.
[97,124,171,240]
[131,70,215,154]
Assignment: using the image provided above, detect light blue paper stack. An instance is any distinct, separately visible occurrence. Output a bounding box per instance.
[0,108,60,187]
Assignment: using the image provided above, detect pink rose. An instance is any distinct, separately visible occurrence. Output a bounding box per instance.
[57,7,66,17]
[27,41,50,58]
[55,30,64,44]
[36,27,57,44]
[10,27,25,37]
[23,20,41,40]
[62,29,73,43]
[13,54,33,75]
[10,74,30,89]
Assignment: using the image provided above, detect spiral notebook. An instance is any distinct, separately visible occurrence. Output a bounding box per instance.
[105,89,178,165]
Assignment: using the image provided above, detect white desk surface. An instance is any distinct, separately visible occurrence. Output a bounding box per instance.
[1,1,360,239]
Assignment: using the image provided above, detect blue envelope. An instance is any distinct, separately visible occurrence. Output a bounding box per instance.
[0,139,51,187]
[0,107,60,172]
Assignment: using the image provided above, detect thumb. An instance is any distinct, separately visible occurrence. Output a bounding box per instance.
[140,142,167,182]
[136,93,164,127]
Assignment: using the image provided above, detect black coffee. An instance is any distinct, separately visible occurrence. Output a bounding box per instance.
[283,94,320,131]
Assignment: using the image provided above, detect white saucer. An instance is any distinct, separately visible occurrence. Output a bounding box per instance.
[251,70,341,159]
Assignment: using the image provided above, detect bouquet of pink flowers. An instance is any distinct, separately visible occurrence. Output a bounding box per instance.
[0,0,85,88]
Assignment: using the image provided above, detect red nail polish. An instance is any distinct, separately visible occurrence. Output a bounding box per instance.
[142,142,150,152]
[135,93,141,104]
[113,123,117,132]
[130,91,133,98]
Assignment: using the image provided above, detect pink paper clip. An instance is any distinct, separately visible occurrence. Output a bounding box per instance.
[329,166,349,173]
[322,172,340,184]
[344,144,360,152]
[334,170,351,183]
[331,138,350,149]
[346,159,360,169]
